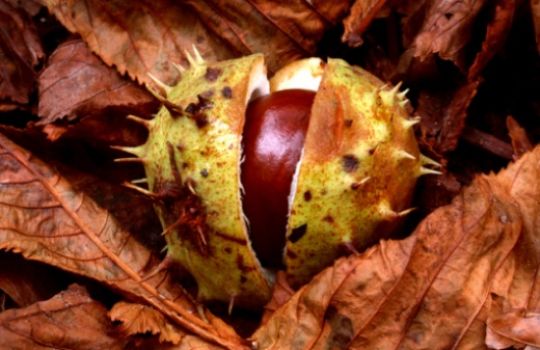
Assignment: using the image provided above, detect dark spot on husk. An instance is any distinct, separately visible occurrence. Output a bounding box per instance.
[185,95,213,115]
[194,112,209,128]
[236,254,255,273]
[224,247,232,254]
[240,276,247,283]
[324,305,354,348]
[288,224,307,243]
[200,168,209,178]
[205,67,222,82]
[199,89,214,99]
[344,119,353,127]
[221,86,232,98]
[342,154,359,173]
[351,182,361,190]
[303,191,312,201]
[286,249,297,259]
[323,215,334,223]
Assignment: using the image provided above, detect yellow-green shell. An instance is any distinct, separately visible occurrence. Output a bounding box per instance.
[284,59,422,286]
[137,54,272,308]
[130,53,432,307]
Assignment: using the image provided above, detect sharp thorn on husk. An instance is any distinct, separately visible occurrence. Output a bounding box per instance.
[359,176,370,185]
[184,49,197,67]
[397,88,409,100]
[397,207,416,217]
[192,44,204,64]
[389,81,403,96]
[419,167,443,176]
[197,305,209,323]
[394,149,416,160]
[127,114,152,128]
[148,73,172,94]
[228,294,236,315]
[342,241,360,256]
[110,145,142,157]
[122,182,155,197]
[420,154,442,168]
[173,62,186,73]
[403,116,421,129]
[131,178,148,184]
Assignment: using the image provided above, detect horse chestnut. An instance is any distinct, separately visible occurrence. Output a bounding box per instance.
[124,52,439,309]
[241,89,315,268]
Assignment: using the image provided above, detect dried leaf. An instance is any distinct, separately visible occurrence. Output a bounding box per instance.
[261,271,294,325]
[416,79,481,154]
[253,146,540,349]
[0,132,248,349]
[0,253,68,307]
[43,0,331,90]
[0,284,126,349]
[468,0,516,79]
[308,0,352,24]
[486,298,540,349]
[413,0,488,69]
[342,0,388,47]
[532,0,540,53]
[506,116,533,159]
[38,39,155,125]
[110,301,184,345]
[0,0,44,110]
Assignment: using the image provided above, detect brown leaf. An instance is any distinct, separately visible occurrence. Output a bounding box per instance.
[412,0,488,69]
[0,132,248,349]
[342,0,389,47]
[253,146,540,349]
[261,271,294,325]
[532,0,540,53]
[486,298,540,348]
[0,0,44,110]
[0,284,126,349]
[308,0,353,25]
[468,0,516,80]
[38,39,155,125]
[416,79,481,154]
[110,301,184,345]
[506,116,533,159]
[43,0,331,90]
[0,252,68,307]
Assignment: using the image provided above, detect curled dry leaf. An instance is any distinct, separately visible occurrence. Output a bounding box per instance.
[341,0,388,47]
[412,0,487,69]
[110,301,184,345]
[416,79,481,154]
[0,284,125,349]
[253,146,540,349]
[0,0,44,110]
[261,271,294,325]
[468,0,516,80]
[38,39,155,125]
[43,0,332,90]
[506,116,533,159]
[0,132,248,349]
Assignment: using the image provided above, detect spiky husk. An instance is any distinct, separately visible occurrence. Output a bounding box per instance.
[283,59,423,286]
[136,54,273,309]
[130,53,437,307]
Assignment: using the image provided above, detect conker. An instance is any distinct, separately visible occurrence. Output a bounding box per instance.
[241,89,316,268]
